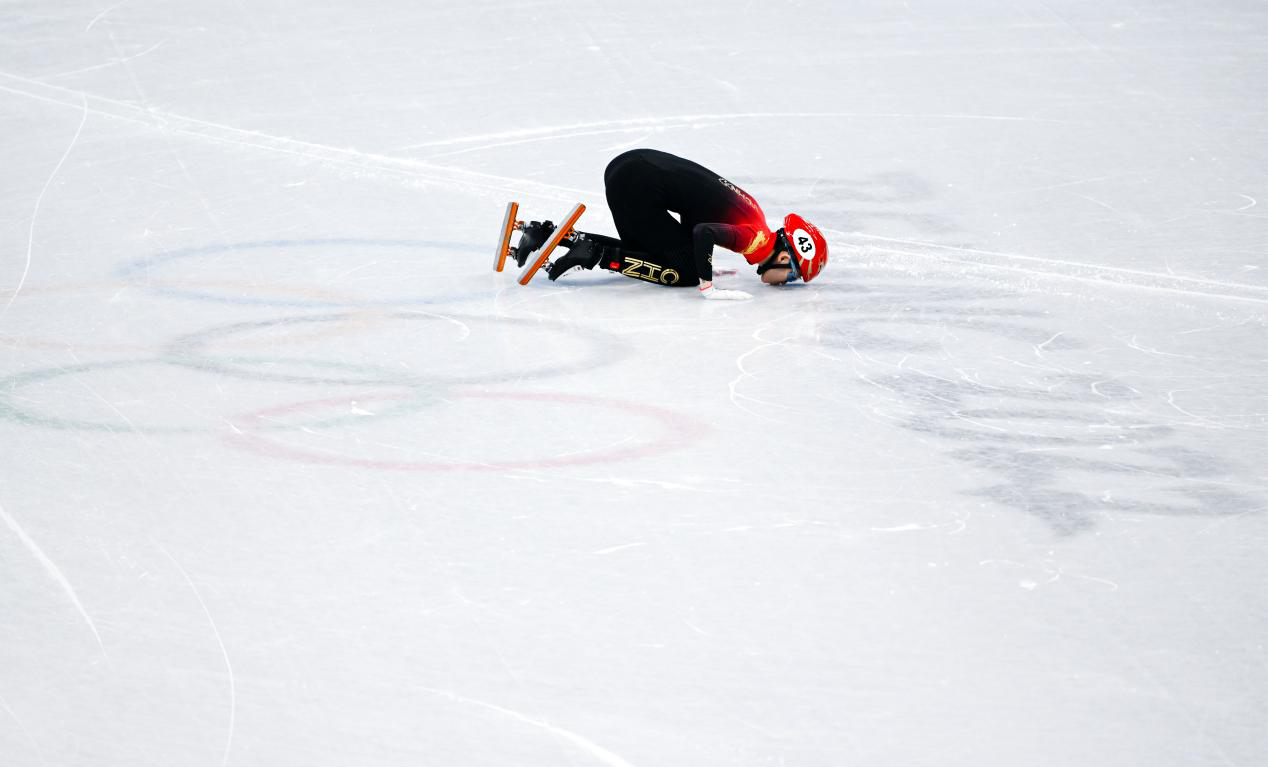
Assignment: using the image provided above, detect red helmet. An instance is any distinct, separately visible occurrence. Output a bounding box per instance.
[779,214,828,282]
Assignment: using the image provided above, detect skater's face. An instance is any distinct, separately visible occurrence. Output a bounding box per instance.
[760,252,793,285]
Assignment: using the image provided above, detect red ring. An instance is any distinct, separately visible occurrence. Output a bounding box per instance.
[223,390,709,471]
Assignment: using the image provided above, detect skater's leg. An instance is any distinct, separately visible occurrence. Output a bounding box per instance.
[546,153,697,286]
[548,233,693,287]
[604,245,694,287]
[545,231,617,280]
[603,154,694,260]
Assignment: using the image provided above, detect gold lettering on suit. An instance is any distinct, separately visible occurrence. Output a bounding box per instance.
[621,258,682,286]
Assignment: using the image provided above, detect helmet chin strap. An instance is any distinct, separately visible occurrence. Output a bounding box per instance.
[756,229,798,278]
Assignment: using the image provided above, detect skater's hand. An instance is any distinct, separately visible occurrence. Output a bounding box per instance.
[699,281,752,301]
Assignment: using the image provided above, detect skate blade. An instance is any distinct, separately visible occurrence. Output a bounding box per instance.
[519,203,585,286]
[494,201,519,272]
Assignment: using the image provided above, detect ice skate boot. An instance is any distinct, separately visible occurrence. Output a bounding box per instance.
[546,236,604,281]
[494,202,560,272]
[512,220,557,269]
[518,203,586,285]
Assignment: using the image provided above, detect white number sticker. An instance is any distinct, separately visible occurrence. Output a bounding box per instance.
[791,228,816,259]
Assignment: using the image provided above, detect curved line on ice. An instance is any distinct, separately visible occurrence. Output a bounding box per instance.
[420,687,638,767]
[3,94,88,322]
[397,110,1087,153]
[0,501,108,661]
[155,541,236,767]
[0,692,47,765]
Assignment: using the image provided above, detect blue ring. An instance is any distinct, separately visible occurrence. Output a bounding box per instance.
[114,238,496,308]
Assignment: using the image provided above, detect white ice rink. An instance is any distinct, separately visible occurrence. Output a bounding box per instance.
[2,1,1266,764]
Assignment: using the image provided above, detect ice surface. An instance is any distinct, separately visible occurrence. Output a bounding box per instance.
[2,1,1266,765]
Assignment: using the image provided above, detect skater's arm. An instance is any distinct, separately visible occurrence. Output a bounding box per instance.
[693,223,759,300]
[691,223,760,281]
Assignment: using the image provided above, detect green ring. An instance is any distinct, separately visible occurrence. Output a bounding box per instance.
[0,358,437,434]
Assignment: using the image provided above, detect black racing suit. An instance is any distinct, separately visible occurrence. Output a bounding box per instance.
[597,149,775,287]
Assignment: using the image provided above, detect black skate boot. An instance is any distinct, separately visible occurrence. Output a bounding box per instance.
[511,220,556,268]
[546,236,605,281]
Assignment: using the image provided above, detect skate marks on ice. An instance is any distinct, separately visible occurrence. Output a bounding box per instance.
[0,690,45,766]
[396,112,1084,160]
[837,232,1268,305]
[419,688,637,767]
[791,277,1265,534]
[0,500,109,662]
[0,71,592,201]
[3,92,88,323]
[153,541,236,767]
[752,172,1265,303]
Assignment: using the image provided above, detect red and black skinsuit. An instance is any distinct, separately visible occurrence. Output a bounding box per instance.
[593,149,776,287]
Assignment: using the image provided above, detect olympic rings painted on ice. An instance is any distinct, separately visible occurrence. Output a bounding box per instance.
[1,309,626,432]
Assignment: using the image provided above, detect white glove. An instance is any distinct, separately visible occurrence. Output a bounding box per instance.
[698,281,752,301]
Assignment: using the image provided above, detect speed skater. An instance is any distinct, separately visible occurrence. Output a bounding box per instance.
[507,149,828,300]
